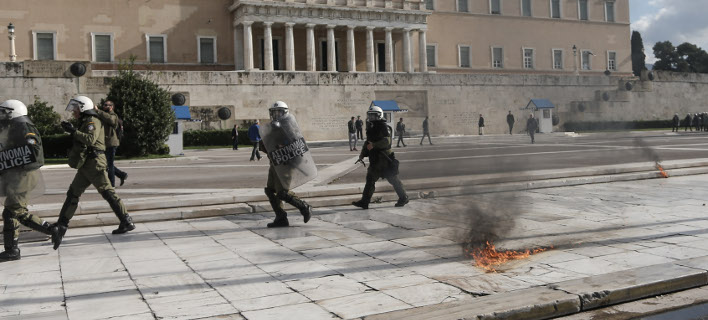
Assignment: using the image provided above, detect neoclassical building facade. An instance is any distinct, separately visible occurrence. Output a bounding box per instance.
[0,0,630,75]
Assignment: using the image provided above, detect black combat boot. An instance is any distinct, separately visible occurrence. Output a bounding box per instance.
[112,214,136,235]
[0,233,20,262]
[25,220,52,235]
[50,217,69,250]
[265,188,289,228]
[278,191,312,223]
[353,177,375,209]
[395,197,409,207]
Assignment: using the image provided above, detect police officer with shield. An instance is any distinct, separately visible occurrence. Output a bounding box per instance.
[0,100,57,261]
[50,96,135,250]
[352,106,408,209]
[260,101,314,228]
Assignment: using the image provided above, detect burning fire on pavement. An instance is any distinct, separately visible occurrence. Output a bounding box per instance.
[656,162,669,178]
[468,241,551,273]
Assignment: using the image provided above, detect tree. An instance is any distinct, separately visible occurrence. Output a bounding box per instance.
[676,42,708,73]
[105,58,175,156]
[631,31,647,76]
[653,41,679,71]
[27,97,62,136]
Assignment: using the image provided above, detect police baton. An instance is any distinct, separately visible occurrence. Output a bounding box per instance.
[355,158,366,168]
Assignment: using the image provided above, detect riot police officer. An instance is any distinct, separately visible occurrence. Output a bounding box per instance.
[50,96,135,250]
[261,101,313,228]
[0,100,57,261]
[352,106,408,209]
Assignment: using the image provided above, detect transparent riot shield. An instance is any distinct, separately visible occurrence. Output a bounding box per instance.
[0,120,45,203]
[259,114,317,190]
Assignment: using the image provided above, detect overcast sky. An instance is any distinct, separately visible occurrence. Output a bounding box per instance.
[630,0,708,63]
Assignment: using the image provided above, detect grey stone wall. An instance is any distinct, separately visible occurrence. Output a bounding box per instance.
[1,61,707,141]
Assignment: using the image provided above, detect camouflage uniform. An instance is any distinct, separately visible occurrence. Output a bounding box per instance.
[261,141,312,228]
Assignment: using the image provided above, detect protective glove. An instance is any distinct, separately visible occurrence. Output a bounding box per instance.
[61,121,76,134]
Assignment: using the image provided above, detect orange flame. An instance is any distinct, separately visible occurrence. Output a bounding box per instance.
[469,241,549,273]
[656,162,669,178]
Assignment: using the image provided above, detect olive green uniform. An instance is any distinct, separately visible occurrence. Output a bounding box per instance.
[261,142,311,227]
[355,120,408,207]
[57,112,131,228]
[1,119,52,248]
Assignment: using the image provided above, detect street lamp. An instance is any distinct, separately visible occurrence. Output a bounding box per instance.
[7,23,16,62]
[572,45,578,76]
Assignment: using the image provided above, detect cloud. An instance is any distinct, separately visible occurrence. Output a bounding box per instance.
[631,0,708,63]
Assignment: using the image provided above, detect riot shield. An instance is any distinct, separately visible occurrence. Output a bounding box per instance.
[0,120,45,202]
[259,114,317,190]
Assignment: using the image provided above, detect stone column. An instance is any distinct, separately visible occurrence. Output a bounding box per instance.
[384,27,393,72]
[402,28,412,73]
[306,24,316,71]
[285,23,295,71]
[418,29,427,73]
[263,22,274,71]
[347,26,356,72]
[366,26,375,72]
[326,25,337,72]
[243,21,254,71]
[234,23,243,70]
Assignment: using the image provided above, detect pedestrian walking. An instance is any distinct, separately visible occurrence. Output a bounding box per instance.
[478,114,485,135]
[348,116,358,151]
[420,116,432,145]
[672,113,680,132]
[0,100,58,261]
[352,106,408,209]
[95,100,128,187]
[684,113,693,131]
[51,96,135,250]
[694,113,701,132]
[355,115,364,140]
[260,101,313,228]
[506,111,515,135]
[527,113,538,144]
[396,118,407,147]
[231,124,239,150]
[248,120,262,161]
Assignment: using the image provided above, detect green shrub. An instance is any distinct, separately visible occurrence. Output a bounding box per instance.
[184,129,251,146]
[563,120,672,132]
[105,57,175,156]
[42,134,73,158]
[27,97,62,136]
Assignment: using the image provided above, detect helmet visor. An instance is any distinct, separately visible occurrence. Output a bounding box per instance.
[367,112,381,121]
[269,109,286,121]
[66,99,84,112]
[0,106,11,120]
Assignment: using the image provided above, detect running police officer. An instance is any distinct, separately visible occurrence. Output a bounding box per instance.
[260,101,314,228]
[0,100,57,261]
[352,106,408,209]
[50,96,135,250]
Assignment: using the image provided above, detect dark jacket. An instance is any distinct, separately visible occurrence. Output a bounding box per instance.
[355,119,363,130]
[478,116,485,127]
[684,115,692,126]
[95,109,121,148]
[348,120,356,134]
[360,120,393,173]
[507,114,515,125]
[422,118,429,133]
[396,121,405,134]
[672,115,680,126]
[248,124,261,142]
[527,117,538,131]
[231,127,239,140]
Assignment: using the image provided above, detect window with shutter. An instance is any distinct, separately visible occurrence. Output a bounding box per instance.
[200,38,215,64]
[551,0,561,18]
[608,51,617,71]
[522,0,532,16]
[491,0,501,14]
[605,1,615,22]
[36,33,55,60]
[149,36,165,63]
[426,45,436,67]
[460,46,470,68]
[553,49,563,69]
[457,0,468,12]
[94,35,112,62]
[579,0,589,20]
[425,0,434,10]
[523,48,534,69]
[492,47,504,68]
[582,50,592,70]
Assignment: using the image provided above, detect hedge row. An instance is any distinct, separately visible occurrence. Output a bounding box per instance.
[183,129,252,146]
[563,120,672,132]
[42,134,73,158]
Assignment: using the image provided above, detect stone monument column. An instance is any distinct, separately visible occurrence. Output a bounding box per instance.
[366,26,375,72]
[402,28,412,73]
[384,27,393,72]
[263,22,274,71]
[418,29,427,73]
[347,26,356,72]
[306,24,316,71]
[327,25,337,72]
[285,23,295,71]
[243,21,254,71]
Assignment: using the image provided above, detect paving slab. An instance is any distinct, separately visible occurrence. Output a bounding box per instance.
[367,286,580,320]
[318,291,411,319]
[65,290,151,320]
[551,263,708,310]
[241,302,336,320]
[147,290,239,320]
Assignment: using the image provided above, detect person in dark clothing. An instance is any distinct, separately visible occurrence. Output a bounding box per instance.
[506,111,515,135]
[672,113,680,132]
[684,114,693,132]
[248,120,262,161]
[348,116,358,151]
[231,124,239,150]
[352,106,408,209]
[395,118,406,147]
[694,113,701,132]
[478,114,485,135]
[420,116,432,145]
[527,114,538,144]
[703,113,708,132]
[355,116,364,140]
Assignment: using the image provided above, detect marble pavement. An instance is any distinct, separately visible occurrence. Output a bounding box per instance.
[2,173,708,319]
